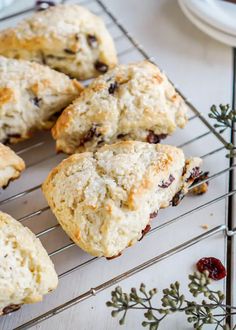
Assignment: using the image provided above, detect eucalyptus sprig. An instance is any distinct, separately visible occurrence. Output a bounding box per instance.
[208,104,236,158]
[106,271,236,329]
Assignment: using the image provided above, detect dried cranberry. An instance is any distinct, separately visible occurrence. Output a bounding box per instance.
[80,126,100,145]
[196,257,227,280]
[108,82,118,94]
[2,304,21,315]
[186,167,201,182]
[32,96,41,107]
[94,61,108,73]
[64,49,77,55]
[106,252,122,260]
[35,1,55,11]
[87,35,98,48]
[146,131,167,144]
[192,172,209,186]
[150,211,158,219]
[172,189,185,206]
[139,224,151,241]
[158,174,175,188]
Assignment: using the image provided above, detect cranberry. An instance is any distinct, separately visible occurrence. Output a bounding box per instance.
[158,174,175,188]
[196,257,227,280]
[94,61,108,73]
[171,189,185,206]
[2,304,21,315]
[35,1,55,11]
[146,131,167,144]
[139,224,151,241]
[87,35,98,48]
[150,211,158,219]
[108,82,118,94]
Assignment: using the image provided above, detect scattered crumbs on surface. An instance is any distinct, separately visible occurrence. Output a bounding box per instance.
[201,224,209,230]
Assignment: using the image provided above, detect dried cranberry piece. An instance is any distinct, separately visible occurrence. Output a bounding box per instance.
[138,224,151,241]
[172,189,185,206]
[94,61,108,73]
[2,304,21,315]
[32,96,41,107]
[186,167,202,182]
[146,131,167,144]
[196,257,227,280]
[192,171,209,186]
[106,252,122,260]
[80,126,101,145]
[150,211,158,219]
[35,1,55,11]
[64,49,77,55]
[87,34,98,48]
[158,174,175,188]
[108,82,118,94]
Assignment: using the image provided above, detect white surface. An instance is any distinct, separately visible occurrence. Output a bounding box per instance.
[178,0,236,47]
[0,0,233,329]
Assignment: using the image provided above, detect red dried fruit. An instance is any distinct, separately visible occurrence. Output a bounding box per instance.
[87,35,98,48]
[2,304,21,315]
[138,224,151,241]
[146,131,167,144]
[196,257,227,280]
[158,174,175,188]
[94,61,108,73]
[150,211,158,219]
[108,82,118,94]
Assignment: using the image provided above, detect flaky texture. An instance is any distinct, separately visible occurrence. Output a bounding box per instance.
[0,143,25,188]
[0,4,117,80]
[0,56,82,143]
[42,141,202,258]
[0,211,58,315]
[52,61,188,154]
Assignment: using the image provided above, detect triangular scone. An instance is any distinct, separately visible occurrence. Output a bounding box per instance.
[0,5,117,80]
[0,143,25,188]
[0,56,82,143]
[0,211,58,315]
[52,61,188,154]
[42,141,202,258]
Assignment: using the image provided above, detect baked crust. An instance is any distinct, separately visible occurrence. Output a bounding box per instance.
[42,141,202,258]
[0,143,25,188]
[0,4,117,80]
[52,61,188,154]
[0,56,82,143]
[0,211,58,315]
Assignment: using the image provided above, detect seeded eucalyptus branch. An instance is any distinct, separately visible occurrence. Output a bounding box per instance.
[106,271,236,329]
[208,104,236,158]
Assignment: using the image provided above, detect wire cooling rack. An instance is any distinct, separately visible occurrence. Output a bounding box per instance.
[0,0,235,329]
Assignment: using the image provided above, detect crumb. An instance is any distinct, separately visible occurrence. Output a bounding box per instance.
[201,224,209,230]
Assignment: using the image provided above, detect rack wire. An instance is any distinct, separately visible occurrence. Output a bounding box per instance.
[0,0,235,329]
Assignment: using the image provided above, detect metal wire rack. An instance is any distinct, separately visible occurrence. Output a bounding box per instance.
[0,0,235,329]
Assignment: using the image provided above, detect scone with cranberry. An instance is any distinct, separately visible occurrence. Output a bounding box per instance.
[0,211,58,315]
[52,61,188,154]
[42,141,202,258]
[0,4,117,80]
[0,56,82,143]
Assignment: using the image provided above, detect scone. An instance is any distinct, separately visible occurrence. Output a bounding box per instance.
[0,56,82,143]
[52,61,188,154]
[42,141,202,258]
[0,211,58,315]
[0,4,117,80]
[0,143,25,188]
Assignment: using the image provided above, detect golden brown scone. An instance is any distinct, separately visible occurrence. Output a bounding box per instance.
[42,141,202,258]
[0,56,82,143]
[0,211,58,315]
[0,4,117,80]
[52,61,188,154]
[0,143,25,188]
